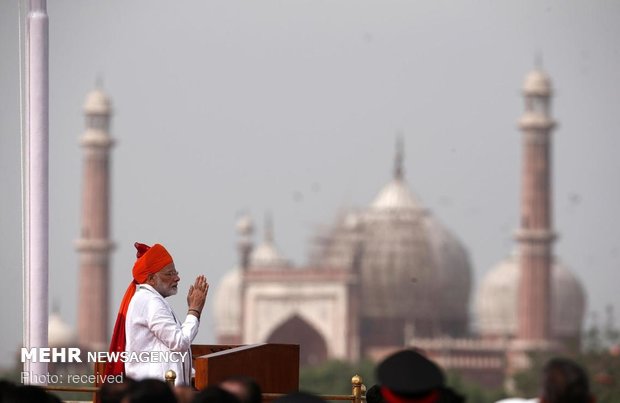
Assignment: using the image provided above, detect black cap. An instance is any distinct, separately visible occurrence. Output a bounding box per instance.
[376,350,445,396]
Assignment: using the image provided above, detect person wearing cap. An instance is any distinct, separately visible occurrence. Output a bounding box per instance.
[376,349,463,403]
[105,242,209,386]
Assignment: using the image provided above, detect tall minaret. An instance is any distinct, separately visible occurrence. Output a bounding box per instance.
[515,67,556,343]
[75,86,115,350]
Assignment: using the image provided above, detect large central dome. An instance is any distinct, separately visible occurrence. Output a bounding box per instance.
[314,143,472,343]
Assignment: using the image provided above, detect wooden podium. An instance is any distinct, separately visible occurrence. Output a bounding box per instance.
[191,344,300,393]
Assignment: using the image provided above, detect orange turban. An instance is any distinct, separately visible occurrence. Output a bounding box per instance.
[132,243,174,283]
[105,242,174,377]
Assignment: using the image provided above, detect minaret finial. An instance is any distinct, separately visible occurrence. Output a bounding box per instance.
[394,134,404,180]
[95,73,104,89]
[534,52,543,70]
[264,211,274,243]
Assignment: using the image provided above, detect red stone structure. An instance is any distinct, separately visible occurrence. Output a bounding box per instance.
[75,87,115,350]
[515,69,556,343]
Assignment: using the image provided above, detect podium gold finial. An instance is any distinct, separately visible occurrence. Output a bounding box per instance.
[165,369,177,387]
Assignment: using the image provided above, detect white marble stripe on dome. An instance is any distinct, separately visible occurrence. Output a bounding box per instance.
[370,179,422,211]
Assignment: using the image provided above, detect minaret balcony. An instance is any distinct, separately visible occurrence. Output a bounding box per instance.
[513,229,556,243]
[80,128,114,148]
[74,238,115,252]
[518,113,555,131]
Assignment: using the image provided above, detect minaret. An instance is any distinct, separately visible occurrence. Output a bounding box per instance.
[236,213,254,270]
[515,67,556,343]
[75,86,115,350]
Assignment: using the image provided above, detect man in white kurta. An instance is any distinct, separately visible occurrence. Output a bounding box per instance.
[106,242,208,386]
[125,283,199,385]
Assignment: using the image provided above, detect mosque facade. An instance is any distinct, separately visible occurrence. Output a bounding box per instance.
[60,67,586,387]
[212,67,587,386]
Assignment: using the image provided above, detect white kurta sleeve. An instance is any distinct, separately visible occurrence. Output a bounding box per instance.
[147,299,200,352]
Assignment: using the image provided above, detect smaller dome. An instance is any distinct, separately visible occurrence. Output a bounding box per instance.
[371,137,423,212]
[523,69,552,96]
[250,213,290,269]
[236,215,254,236]
[371,179,422,211]
[475,258,519,335]
[84,88,112,114]
[213,268,242,337]
[475,255,586,339]
[553,264,587,337]
[250,241,289,269]
[48,312,77,347]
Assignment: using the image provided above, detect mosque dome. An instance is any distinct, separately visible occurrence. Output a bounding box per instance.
[475,255,586,340]
[48,311,77,347]
[371,177,422,211]
[213,268,243,338]
[315,143,472,337]
[249,215,290,269]
[236,214,254,236]
[250,242,289,268]
[84,88,112,115]
[523,69,552,96]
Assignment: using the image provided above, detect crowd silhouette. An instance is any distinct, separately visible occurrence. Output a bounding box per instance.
[0,350,594,403]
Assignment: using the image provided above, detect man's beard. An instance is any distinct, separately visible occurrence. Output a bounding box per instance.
[154,277,178,297]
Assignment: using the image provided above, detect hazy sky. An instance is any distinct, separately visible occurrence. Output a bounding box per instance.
[1,1,619,368]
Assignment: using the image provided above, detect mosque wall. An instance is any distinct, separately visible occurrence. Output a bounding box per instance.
[243,279,351,360]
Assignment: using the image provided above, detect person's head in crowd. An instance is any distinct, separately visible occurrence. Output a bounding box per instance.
[175,385,197,403]
[220,376,262,403]
[541,358,593,403]
[376,349,446,403]
[192,385,241,403]
[0,380,18,402]
[6,384,62,403]
[273,391,326,403]
[366,384,385,403]
[100,377,136,403]
[121,378,177,403]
